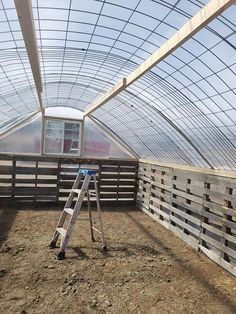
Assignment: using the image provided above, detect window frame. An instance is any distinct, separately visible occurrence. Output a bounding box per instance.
[43,116,83,156]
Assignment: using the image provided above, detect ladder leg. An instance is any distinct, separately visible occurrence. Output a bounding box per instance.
[94,175,107,251]
[87,191,95,242]
[49,211,67,248]
[50,169,108,259]
[58,223,74,259]
[57,174,92,258]
[49,172,83,249]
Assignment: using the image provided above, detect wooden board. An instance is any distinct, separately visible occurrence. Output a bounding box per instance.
[137,161,236,276]
[0,155,137,206]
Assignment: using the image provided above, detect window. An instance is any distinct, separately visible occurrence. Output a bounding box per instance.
[44,118,82,155]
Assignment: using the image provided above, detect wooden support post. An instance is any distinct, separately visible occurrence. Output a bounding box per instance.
[56,159,61,204]
[11,157,16,204]
[40,110,45,155]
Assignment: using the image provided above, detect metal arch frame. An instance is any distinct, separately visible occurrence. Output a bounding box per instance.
[41,79,116,110]
[94,90,210,167]
[2,1,234,113]
[80,0,235,169]
[120,85,235,168]
[0,0,234,168]
[123,63,236,167]
[93,94,199,165]
[28,42,234,138]
[124,90,214,168]
[38,69,232,167]
[128,75,236,168]
[29,0,198,109]
[33,52,232,161]
[90,82,232,168]
[27,42,234,140]
[0,6,39,116]
[93,105,198,166]
[83,0,235,116]
[88,116,139,159]
[0,110,40,140]
[60,56,232,167]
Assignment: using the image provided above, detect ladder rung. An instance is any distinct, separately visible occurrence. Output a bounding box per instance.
[92,226,102,235]
[72,189,81,194]
[89,192,97,196]
[50,169,107,259]
[64,207,74,215]
[56,227,67,237]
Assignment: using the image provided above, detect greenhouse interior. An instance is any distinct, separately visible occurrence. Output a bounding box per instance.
[0,0,236,313]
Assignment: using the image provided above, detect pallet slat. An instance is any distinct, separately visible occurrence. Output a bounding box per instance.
[0,155,137,206]
[138,161,236,277]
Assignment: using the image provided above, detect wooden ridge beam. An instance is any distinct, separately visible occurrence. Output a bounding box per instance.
[14,0,43,111]
[125,0,235,86]
[83,78,126,117]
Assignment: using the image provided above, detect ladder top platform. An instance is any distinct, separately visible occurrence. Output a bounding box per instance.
[79,168,97,175]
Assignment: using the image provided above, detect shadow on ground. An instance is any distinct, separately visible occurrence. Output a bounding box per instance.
[0,207,18,249]
[124,211,236,313]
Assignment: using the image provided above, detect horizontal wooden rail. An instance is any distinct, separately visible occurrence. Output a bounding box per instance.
[139,159,236,178]
[137,161,236,276]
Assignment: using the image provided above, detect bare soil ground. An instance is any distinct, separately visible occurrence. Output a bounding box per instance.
[0,206,236,314]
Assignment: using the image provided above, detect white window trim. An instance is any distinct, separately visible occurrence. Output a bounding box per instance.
[43,117,83,156]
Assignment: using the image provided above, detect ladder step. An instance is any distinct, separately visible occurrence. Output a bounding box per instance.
[72,189,81,194]
[92,226,102,235]
[64,207,74,215]
[89,192,96,196]
[56,227,67,237]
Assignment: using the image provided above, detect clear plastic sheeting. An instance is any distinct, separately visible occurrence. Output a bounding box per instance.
[93,92,209,167]
[0,0,39,124]
[31,0,205,112]
[0,114,131,158]
[92,4,236,170]
[0,115,41,154]
[0,112,35,134]
[45,107,83,120]
[83,117,131,158]
[0,0,235,169]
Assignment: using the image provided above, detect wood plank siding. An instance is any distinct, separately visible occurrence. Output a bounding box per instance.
[137,161,236,276]
[0,154,138,206]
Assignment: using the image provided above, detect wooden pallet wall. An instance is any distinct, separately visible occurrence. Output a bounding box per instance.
[0,155,137,206]
[137,161,236,276]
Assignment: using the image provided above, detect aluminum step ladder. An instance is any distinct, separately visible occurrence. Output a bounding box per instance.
[49,168,107,260]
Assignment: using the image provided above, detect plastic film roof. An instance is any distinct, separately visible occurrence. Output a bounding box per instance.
[0,0,39,121]
[0,0,236,169]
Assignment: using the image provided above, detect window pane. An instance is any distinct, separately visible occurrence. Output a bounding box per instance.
[63,122,80,153]
[44,119,81,155]
[44,120,64,154]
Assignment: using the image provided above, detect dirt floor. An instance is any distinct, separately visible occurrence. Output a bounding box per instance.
[0,206,236,314]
